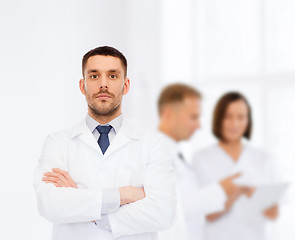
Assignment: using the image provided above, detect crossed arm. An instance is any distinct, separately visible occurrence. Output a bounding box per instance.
[42,168,145,207]
[35,133,176,238]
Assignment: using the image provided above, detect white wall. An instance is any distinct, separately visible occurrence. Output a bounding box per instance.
[0,1,163,239]
[1,0,294,239]
[160,1,295,239]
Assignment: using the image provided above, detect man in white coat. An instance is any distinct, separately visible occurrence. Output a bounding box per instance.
[156,84,243,240]
[34,46,176,240]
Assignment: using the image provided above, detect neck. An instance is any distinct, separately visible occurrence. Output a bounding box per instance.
[88,108,121,125]
[219,139,242,148]
[158,121,179,142]
[219,139,243,162]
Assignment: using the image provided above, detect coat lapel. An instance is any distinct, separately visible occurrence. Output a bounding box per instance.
[103,119,140,158]
[69,117,140,158]
[70,118,103,156]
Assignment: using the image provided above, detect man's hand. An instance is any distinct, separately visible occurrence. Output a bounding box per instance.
[263,204,279,220]
[42,168,77,188]
[119,186,146,205]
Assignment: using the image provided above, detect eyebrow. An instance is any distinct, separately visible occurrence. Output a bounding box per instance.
[87,69,121,75]
[87,69,98,74]
[108,69,121,74]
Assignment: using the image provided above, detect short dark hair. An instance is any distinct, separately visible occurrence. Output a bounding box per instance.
[158,83,202,115]
[82,46,127,78]
[212,92,252,140]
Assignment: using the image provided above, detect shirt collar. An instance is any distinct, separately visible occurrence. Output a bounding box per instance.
[86,114,123,134]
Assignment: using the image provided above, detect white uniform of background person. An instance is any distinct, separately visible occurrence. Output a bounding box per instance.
[192,143,280,240]
[158,140,227,240]
[34,115,176,240]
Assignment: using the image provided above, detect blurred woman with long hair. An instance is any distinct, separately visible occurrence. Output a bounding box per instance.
[192,92,280,240]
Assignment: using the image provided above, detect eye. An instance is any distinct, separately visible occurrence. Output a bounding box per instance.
[90,75,98,79]
[110,74,117,79]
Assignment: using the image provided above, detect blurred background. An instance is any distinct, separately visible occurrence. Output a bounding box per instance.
[0,0,294,239]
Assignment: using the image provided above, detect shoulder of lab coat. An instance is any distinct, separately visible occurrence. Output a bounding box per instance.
[189,144,227,213]
[33,117,141,224]
[108,129,177,238]
[242,143,285,184]
[191,142,280,185]
[191,144,221,185]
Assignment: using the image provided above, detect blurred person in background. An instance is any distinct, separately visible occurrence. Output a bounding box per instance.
[192,92,280,240]
[157,84,243,240]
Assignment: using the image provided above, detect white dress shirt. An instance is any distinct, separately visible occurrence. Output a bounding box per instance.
[85,113,123,144]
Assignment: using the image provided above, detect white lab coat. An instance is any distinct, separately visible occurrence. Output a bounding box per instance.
[159,141,226,240]
[34,118,176,240]
[192,143,279,240]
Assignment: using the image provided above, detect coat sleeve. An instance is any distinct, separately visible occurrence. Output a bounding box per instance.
[34,133,103,224]
[108,133,177,239]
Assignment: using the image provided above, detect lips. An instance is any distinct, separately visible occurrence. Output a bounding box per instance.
[96,94,111,100]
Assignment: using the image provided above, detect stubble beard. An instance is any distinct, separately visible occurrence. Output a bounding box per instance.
[86,91,123,119]
[88,100,121,118]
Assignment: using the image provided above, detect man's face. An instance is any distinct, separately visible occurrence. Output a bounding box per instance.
[171,96,201,141]
[79,55,130,117]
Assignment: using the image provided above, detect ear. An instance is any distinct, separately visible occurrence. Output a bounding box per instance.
[167,104,180,122]
[79,79,86,95]
[162,105,172,119]
[123,77,130,95]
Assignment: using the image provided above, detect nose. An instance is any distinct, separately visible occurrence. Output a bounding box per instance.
[231,118,239,128]
[100,75,109,90]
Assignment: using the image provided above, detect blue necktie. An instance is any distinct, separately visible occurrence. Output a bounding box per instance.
[178,152,185,161]
[96,125,112,154]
